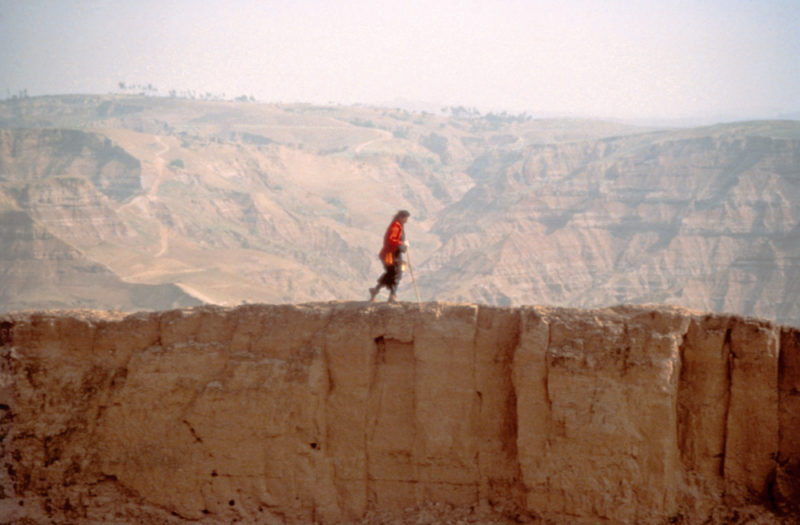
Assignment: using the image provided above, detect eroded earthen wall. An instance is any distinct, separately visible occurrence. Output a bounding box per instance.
[0,303,798,524]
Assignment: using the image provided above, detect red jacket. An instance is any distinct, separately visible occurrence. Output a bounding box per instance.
[379,219,404,265]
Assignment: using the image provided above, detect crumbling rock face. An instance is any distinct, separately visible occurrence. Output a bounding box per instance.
[0,302,798,524]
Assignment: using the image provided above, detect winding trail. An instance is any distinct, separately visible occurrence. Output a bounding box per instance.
[149,136,170,197]
[151,136,170,257]
[354,128,393,154]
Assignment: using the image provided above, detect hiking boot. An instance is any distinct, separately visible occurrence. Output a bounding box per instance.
[369,287,379,302]
[388,293,398,303]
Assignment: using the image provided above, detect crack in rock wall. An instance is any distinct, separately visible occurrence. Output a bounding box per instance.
[0,302,798,524]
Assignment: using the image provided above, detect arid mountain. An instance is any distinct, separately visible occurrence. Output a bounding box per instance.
[1,95,798,326]
[424,122,800,326]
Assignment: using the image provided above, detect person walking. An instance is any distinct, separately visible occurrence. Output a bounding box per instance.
[369,210,410,303]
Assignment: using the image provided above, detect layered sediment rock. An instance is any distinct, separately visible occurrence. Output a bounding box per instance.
[1,302,798,524]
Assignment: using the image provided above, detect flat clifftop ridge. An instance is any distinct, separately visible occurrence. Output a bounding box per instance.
[0,300,785,324]
[1,302,799,524]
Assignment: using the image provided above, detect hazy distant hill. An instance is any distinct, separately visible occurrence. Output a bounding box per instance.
[1,95,798,326]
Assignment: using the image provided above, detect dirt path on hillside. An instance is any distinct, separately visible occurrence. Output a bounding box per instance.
[150,136,170,198]
[152,136,170,257]
[354,128,393,154]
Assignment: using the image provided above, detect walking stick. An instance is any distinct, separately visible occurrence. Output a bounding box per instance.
[405,246,422,308]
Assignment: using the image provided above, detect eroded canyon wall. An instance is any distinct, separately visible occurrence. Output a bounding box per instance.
[0,302,798,524]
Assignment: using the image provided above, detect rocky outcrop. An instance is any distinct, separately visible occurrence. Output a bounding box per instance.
[1,302,798,524]
[0,128,142,203]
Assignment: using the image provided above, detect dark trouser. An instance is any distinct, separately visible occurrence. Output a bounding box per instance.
[377,260,402,294]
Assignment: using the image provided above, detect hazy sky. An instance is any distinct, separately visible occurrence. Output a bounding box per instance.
[2,0,799,121]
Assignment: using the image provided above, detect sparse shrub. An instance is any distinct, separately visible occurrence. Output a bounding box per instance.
[349,118,375,128]
[420,133,450,163]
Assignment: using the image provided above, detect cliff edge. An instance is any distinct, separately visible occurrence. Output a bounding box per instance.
[1,302,798,524]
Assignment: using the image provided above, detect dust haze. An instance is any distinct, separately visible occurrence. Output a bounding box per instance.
[1,0,799,123]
